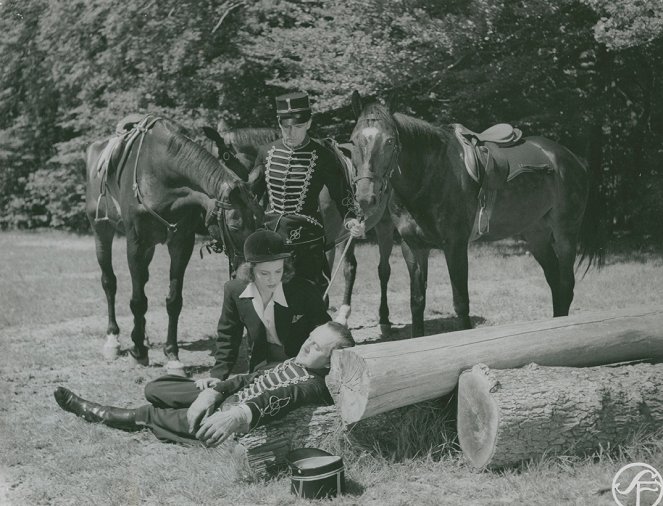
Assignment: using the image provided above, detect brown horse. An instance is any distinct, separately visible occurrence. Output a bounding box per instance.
[203,124,396,331]
[85,115,263,371]
[349,92,603,337]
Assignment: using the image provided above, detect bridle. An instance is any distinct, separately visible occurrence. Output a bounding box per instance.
[202,182,264,269]
[351,115,401,202]
[208,197,245,268]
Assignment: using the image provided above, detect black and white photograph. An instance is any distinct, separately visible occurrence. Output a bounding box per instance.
[1,0,663,504]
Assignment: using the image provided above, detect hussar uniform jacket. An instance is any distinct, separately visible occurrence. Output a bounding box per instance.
[213,359,331,429]
[249,138,357,246]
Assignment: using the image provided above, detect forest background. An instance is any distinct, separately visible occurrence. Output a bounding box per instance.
[1,0,662,247]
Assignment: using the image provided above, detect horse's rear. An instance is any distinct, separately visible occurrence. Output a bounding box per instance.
[473,135,592,316]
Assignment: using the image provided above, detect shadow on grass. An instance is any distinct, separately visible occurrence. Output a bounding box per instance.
[179,335,216,352]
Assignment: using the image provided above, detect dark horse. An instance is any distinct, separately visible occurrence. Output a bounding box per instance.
[85,115,263,371]
[349,92,602,337]
[203,123,395,330]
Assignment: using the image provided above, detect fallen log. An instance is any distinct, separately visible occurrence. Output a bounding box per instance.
[230,406,344,477]
[457,362,663,469]
[326,306,663,424]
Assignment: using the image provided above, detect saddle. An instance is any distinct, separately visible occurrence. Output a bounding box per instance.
[452,123,555,241]
[93,115,161,224]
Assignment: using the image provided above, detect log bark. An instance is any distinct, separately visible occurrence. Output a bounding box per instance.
[457,362,663,469]
[230,406,344,477]
[326,306,663,424]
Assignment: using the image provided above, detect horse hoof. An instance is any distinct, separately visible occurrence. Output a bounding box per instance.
[165,360,187,377]
[379,323,392,337]
[102,334,121,361]
[128,347,149,367]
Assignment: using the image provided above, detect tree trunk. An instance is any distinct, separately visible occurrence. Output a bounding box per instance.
[457,362,663,469]
[231,406,344,478]
[326,306,663,424]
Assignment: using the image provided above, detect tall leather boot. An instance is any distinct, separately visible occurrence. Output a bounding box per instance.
[54,387,138,431]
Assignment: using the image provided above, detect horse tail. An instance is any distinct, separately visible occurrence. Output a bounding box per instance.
[577,160,606,275]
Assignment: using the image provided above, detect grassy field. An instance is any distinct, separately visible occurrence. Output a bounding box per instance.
[1,230,663,505]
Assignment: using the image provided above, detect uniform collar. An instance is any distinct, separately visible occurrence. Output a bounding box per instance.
[239,282,288,307]
[282,137,311,151]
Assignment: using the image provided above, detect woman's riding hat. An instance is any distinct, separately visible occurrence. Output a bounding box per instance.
[244,230,291,263]
[276,92,312,126]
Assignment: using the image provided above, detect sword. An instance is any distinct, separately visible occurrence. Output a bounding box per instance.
[323,235,355,300]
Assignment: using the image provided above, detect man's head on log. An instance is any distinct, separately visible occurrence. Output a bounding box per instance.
[295,322,355,370]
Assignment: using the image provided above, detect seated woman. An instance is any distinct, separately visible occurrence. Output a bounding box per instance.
[53,322,355,446]
[140,229,332,411]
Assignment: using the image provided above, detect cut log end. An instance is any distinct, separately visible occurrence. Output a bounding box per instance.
[326,349,369,424]
[457,364,500,469]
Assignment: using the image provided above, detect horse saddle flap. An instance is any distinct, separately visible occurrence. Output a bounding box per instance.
[471,141,555,242]
[485,141,554,187]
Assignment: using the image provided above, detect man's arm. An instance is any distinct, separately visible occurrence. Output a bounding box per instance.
[211,369,262,396]
[244,374,332,429]
[209,282,244,380]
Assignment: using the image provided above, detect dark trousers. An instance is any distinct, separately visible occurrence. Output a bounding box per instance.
[134,375,207,444]
[291,238,330,298]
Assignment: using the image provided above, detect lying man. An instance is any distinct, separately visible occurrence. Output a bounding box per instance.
[54,322,354,446]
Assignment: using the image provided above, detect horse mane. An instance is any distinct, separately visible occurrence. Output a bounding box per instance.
[163,119,240,195]
[222,128,280,151]
[393,113,451,151]
[358,101,450,152]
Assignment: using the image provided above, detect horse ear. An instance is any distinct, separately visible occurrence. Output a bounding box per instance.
[203,126,223,145]
[385,90,399,113]
[203,126,233,157]
[217,118,230,133]
[351,90,363,119]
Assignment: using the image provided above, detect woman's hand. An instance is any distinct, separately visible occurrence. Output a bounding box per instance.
[195,378,221,390]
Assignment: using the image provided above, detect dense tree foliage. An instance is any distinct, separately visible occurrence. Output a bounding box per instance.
[0,0,661,245]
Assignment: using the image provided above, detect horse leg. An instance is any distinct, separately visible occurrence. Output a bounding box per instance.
[93,223,121,359]
[375,213,395,336]
[551,233,578,316]
[522,224,561,316]
[443,239,472,330]
[126,233,153,366]
[334,239,356,326]
[400,239,429,338]
[163,231,195,375]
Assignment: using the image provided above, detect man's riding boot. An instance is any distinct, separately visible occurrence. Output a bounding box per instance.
[54,387,138,431]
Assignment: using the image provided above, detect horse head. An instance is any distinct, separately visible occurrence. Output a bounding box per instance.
[206,179,264,272]
[350,91,400,216]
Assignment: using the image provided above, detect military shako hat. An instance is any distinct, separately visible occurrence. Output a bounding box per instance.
[276,92,312,126]
[244,230,291,263]
[288,447,345,499]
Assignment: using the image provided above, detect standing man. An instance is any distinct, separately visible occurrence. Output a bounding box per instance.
[249,91,364,297]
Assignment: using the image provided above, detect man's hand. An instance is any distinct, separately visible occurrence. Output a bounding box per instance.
[194,378,221,390]
[187,389,223,433]
[345,218,365,238]
[195,406,250,447]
